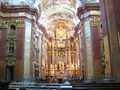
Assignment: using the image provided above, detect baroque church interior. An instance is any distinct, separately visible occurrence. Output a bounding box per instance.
[0,0,120,88]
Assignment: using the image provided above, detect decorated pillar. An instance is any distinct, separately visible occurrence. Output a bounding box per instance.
[23,19,32,79]
[100,0,120,81]
[0,2,40,80]
[77,3,102,80]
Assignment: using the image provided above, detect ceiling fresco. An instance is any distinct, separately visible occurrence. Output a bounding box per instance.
[39,0,79,38]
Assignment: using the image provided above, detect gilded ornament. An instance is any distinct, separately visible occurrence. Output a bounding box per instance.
[90,17,100,26]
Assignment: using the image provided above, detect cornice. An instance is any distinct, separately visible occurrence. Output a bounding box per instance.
[77,3,100,17]
[0,3,39,18]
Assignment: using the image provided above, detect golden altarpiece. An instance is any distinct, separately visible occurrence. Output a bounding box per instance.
[41,24,80,79]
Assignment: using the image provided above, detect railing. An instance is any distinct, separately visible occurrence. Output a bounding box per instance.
[8,81,120,90]
[9,82,72,90]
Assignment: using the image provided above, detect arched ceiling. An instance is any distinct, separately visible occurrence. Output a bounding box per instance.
[1,0,35,6]
[39,0,80,38]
